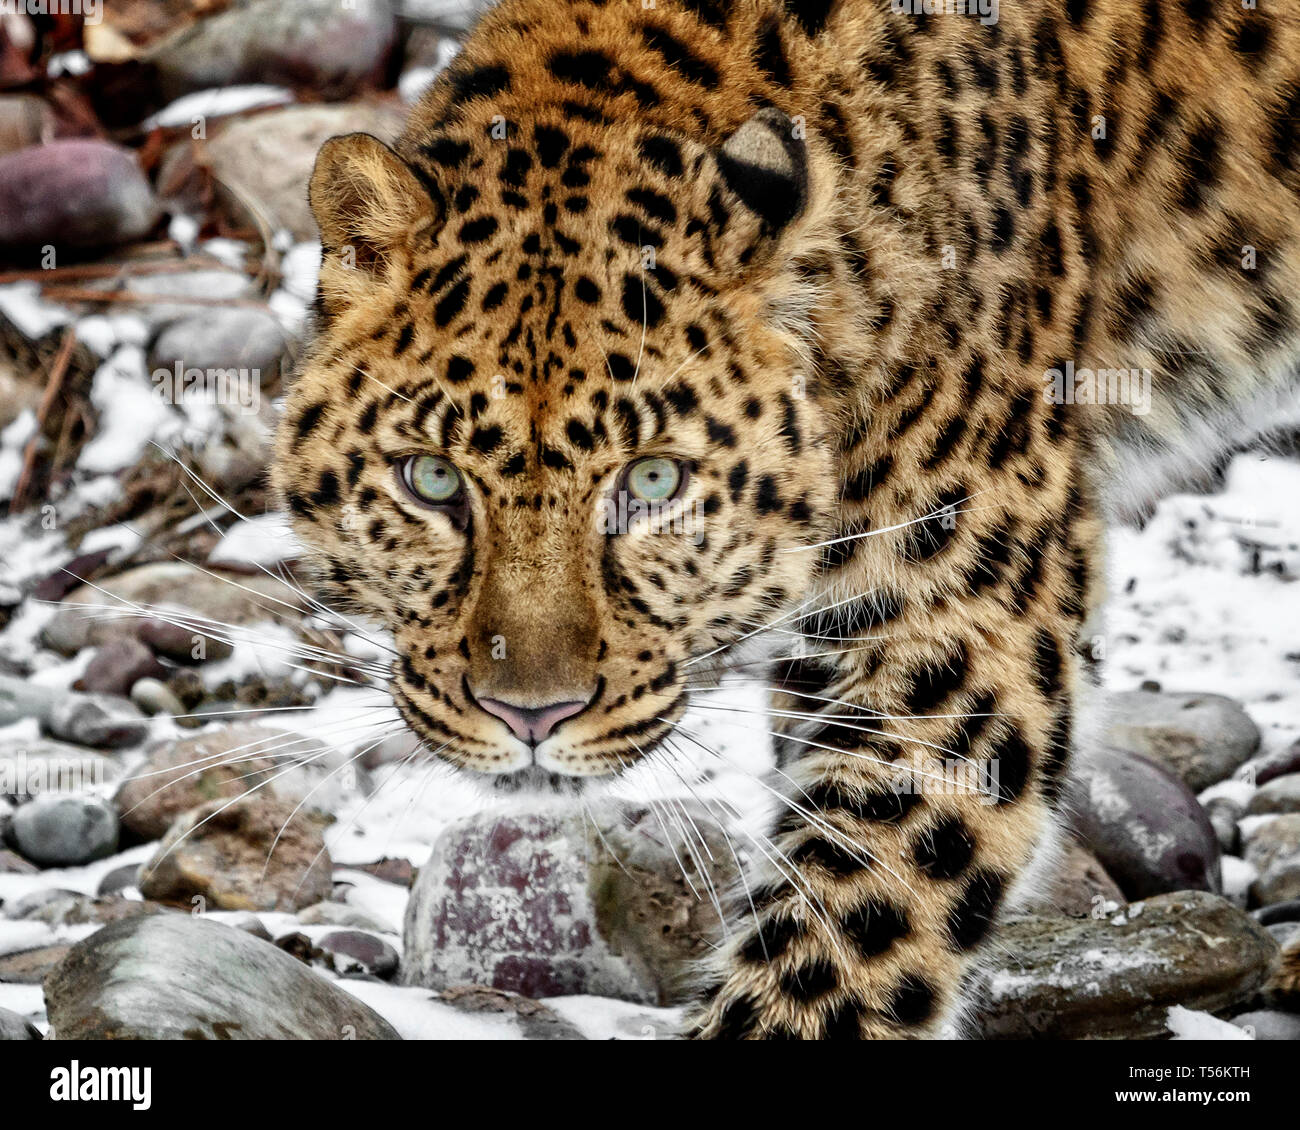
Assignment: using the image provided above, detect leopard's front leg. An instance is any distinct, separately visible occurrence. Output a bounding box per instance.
[690,621,1071,1039]
[686,446,1092,1040]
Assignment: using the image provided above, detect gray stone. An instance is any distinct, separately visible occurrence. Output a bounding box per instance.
[1245,815,1300,905]
[98,862,141,895]
[44,693,147,750]
[298,900,391,932]
[403,803,736,1005]
[972,891,1279,1039]
[129,678,186,718]
[1243,738,1300,788]
[10,795,119,867]
[205,102,404,242]
[0,738,119,798]
[437,984,585,1041]
[149,0,396,101]
[78,638,168,698]
[1204,795,1243,855]
[316,930,399,980]
[44,914,399,1039]
[1230,1010,1300,1040]
[1103,689,1260,791]
[1255,899,1300,926]
[40,562,302,656]
[1018,837,1125,918]
[1247,773,1300,816]
[136,617,234,665]
[0,1005,40,1040]
[0,139,160,248]
[139,793,332,912]
[148,310,288,385]
[1068,745,1222,900]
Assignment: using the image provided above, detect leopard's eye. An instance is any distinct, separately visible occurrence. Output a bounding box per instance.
[624,457,685,503]
[400,454,463,506]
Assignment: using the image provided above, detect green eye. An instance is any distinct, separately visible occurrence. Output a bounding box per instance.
[401,454,463,505]
[625,457,684,503]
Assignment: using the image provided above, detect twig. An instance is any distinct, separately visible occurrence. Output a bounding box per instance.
[10,325,77,512]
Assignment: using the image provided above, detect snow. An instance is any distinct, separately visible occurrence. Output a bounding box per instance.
[208,512,300,569]
[1105,452,1300,754]
[77,346,181,474]
[1167,1005,1253,1040]
[143,86,295,130]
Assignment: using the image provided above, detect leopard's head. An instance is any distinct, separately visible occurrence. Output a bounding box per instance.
[273,101,841,793]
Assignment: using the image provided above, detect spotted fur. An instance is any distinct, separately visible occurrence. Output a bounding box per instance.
[274,0,1300,1038]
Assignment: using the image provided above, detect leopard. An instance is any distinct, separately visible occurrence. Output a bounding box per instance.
[272,0,1300,1039]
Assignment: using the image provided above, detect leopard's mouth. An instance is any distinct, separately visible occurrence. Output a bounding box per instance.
[390,680,690,793]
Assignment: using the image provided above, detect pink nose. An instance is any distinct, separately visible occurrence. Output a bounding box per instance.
[475,696,590,744]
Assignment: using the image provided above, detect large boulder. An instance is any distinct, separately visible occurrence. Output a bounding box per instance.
[44,915,399,1039]
[973,891,1279,1039]
[403,803,737,1005]
[1103,689,1260,792]
[1068,745,1221,899]
[138,793,332,912]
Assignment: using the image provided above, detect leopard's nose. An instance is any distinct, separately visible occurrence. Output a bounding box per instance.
[474,695,592,745]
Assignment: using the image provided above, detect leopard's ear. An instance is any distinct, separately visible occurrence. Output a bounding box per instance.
[710,107,809,270]
[309,133,443,286]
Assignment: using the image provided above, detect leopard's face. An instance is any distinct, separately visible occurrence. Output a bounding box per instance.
[274,113,836,791]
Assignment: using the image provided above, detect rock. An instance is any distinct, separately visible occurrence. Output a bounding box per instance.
[114,725,281,841]
[44,692,147,750]
[1230,1010,1300,1040]
[0,1006,41,1040]
[150,0,396,102]
[349,857,414,887]
[1244,815,1300,906]
[0,944,70,984]
[402,803,737,1005]
[0,94,53,158]
[1247,773,1300,816]
[78,638,169,697]
[298,901,392,932]
[10,795,119,867]
[0,737,119,798]
[1068,745,1222,900]
[114,724,337,842]
[148,309,288,386]
[972,891,1279,1039]
[1221,856,1258,906]
[0,847,36,873]
[129,678,186,717]
[97,862,141,895]
[438,984,585,1041]
[0,673,56,728]
[1204,795,1243,855]
[0,139,160,248]
[1254,899,1300,926]
[1019,837,1125,918]
[6,889,163,928]
[136,617,235,665]
[40,562,302,656]
[85,267,258,330]
[316,930,399,980]
[1242,738,1300,788]
[138,794,332,912]
[1103,689,1260,791]
[205,102,404,241]
[44,914,399,1039]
